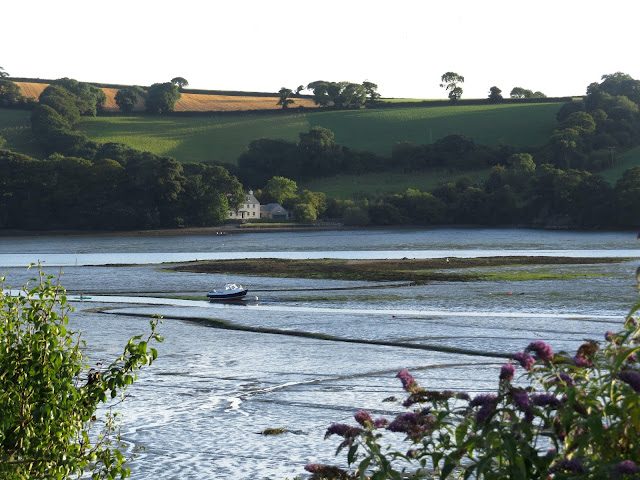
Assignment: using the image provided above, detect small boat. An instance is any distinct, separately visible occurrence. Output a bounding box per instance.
[207,283,248,301]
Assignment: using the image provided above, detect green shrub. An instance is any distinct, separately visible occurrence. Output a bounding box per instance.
[0,266,163,479]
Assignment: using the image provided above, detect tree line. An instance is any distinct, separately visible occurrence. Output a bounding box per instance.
[1,77,244,230]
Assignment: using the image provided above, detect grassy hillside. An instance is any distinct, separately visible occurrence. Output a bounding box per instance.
[0,109,44,158]
[600,145,640,184]
[307,103,561,154]
[300,168,492,200]
[78,113,311,165]
[77,102,563,165]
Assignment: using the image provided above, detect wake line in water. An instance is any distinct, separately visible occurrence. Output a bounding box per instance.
[98,309,514,359]
[63,293,622,322]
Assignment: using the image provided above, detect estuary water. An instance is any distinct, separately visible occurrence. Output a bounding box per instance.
[1,228,640,479]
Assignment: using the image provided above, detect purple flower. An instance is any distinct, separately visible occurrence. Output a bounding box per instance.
[457,392,471,401]
[573,355,592,367]
[512,351,536,371]
[397,369,420,393]
[387,409,435,441]
[527,340,554,362]
[354,410,372,427]
[531,393,562,408]
[550,458,585,473]
[476,403,497,425]
[605,330,615,342]
[618,370,640,392]
[511,389,530,411]
[500,363,515,381]
[470,394,498,425]
[614,460,640,477]
[373,417,389,428]
[325,423,363,439]
[470,394,497,408]
[524,408,534,423]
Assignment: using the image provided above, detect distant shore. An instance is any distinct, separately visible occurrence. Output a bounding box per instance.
[0,223,347,238]
[0,223,636,238]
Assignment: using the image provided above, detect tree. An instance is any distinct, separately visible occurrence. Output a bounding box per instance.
[488,86,503,103]
[362,80,381,103]
[509,87,533,99]
[115,87,141,114]
[561,111,596,135]
[0,267,162,479]
[599,72,640,104]
[262,176,298,204]
[307,81,367,109]
[52,78,106,116]
[615,166,640,226]
[38,85,81,127]
[276,87,294,109]
[170,77,189,91]
[0,79,24,107]
[0,66,8,78]
[145,82,181,114]
[292,203,317,222]
[295,85,305,95]
[440,72,464,101]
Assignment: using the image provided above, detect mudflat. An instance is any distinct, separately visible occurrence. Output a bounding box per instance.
[171,256,625,283]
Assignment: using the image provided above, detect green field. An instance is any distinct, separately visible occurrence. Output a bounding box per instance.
[301,168,492,200]
[76,103,563,165]
[600,145,640,184]
[0,109,44,158]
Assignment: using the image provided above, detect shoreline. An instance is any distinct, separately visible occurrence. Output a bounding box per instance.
[1,224,637,238]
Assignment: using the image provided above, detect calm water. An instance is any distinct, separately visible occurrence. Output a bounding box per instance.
[1,228,639,479]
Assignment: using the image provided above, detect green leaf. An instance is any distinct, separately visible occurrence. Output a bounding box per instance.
[440,461,457,479]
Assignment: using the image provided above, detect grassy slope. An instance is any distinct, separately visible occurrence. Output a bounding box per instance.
[599,145,640,184]
[0,109,44,158]
[307,103,561,154]
[79,113,311,165]
[77,103,563,166]
[300,168,492,200]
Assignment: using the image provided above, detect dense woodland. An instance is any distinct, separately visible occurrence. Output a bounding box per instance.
[0,73,639,230]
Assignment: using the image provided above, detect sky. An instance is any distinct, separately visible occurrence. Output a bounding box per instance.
[3,0,639,99]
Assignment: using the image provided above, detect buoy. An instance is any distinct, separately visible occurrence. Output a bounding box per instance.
[488,293,492,295]
[508,292,512,295]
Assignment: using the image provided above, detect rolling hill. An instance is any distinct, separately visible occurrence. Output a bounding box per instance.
[75,102,563,166]
[4,79,639,200]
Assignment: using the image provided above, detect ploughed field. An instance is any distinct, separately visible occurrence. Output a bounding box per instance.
[15,82,318,112]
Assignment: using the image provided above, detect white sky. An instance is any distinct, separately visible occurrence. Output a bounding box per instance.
[3,0,638,99]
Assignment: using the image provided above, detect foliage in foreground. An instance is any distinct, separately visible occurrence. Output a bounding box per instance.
[0,267,163,479]
[308,299,640,479]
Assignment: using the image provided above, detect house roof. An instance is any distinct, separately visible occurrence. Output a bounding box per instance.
[245,190,260,205]
[261,203,288,214]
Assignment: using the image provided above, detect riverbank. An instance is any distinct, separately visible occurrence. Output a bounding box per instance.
[0,223,346,238]
[171,256,626,283]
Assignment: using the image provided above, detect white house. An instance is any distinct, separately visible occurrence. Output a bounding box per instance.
[228,190,260,220]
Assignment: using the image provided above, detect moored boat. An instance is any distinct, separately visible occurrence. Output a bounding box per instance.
[207,283,248,301]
